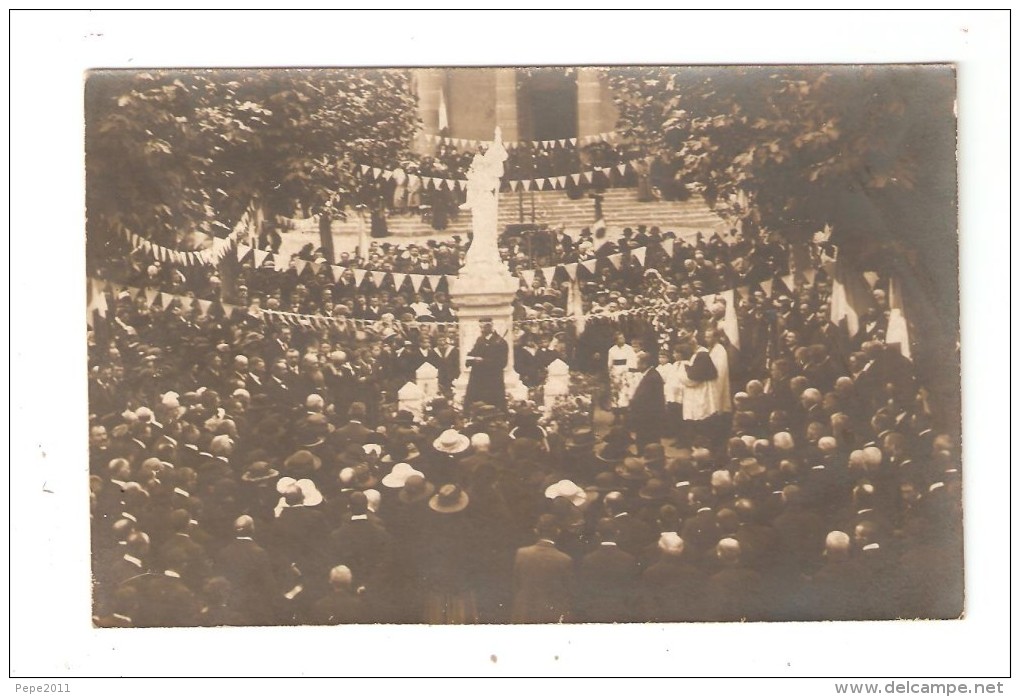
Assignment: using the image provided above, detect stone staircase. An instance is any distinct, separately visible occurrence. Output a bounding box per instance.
[326,187,728,241]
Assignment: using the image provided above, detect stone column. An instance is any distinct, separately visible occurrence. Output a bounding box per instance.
[576,67,603,138]
[494,68,519,143]
[414,68,445,153]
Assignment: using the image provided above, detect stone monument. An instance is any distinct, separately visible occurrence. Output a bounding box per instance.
[450,127,528,406]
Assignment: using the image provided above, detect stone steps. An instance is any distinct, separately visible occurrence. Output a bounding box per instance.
[324,187,727,240]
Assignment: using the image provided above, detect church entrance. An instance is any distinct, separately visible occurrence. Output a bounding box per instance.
[517,68,578,142]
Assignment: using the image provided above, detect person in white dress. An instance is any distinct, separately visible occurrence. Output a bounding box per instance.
[705,328,732,415]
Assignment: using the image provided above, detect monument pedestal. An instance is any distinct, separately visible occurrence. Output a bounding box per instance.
[450,265,529,409]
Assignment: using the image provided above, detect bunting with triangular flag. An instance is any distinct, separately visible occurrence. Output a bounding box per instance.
[391,273,407,291]
[633,247,647,267]
[409,274,425,293]
[580,258,598,276]
[607,254,623,270]
[563,263,578,281]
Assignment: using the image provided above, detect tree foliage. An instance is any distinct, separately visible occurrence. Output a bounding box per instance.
[604,65,957,320]
[85,69,420,248]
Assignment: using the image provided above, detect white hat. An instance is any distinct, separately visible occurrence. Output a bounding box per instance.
[381,462,424,489]
[433,429,470,455]
[543,479,589,508]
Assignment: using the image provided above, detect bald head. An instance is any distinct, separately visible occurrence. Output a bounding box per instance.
[825,530,851,560]
[234,515,254,535]
[329,565,353,589]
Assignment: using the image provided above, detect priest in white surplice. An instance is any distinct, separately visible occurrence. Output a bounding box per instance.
[678,340,719,438]
[607,332,639,418]
[705,328,732,415]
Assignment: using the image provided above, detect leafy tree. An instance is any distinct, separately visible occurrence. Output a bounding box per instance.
[605,65,958,410]
[86,68,420,262]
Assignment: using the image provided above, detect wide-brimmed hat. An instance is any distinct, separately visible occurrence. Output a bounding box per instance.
[381,462,424,489]
[283,449,322,473]
[544,479,597,508]
[398,474,435,504]
[429,483,470,514]
[275,477,323,507]
[616,456,652,481]
[241,460,279,483]
[433,429,470,455]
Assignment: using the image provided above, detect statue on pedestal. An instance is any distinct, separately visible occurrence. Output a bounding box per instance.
[460,127,509,274]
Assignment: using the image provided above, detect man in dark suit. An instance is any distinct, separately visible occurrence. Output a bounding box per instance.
[309,565,366,625]
[215,515,279,625]
[327,492,395,595]
[627,352,666,448]
[576,519,641,622]
[429,292,456,322]
[511,515,575,623]
[330,402,374,450]
[640,532,708,622]
[465,320,508,412]
[431,334,459,391]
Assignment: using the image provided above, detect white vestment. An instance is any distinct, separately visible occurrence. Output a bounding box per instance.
[709,343,732,413]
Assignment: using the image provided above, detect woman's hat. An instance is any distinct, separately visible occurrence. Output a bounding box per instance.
[381,462,423,489]
[544,479,596,508]
[432,429,470,455]
[428,483,470,514]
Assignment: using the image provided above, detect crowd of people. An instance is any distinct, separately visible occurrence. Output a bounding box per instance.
[88,212,962,626]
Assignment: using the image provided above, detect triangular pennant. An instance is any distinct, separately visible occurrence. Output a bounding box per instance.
[329,264,343,282]
[661,239,675,258]
[779,274,795,294]
[633,246,647,267]
[391,272,407,291]
[617,163,628,176]
[522,180,532,192]
[509,180,520,192]
[607,253,623,270]
[309,262,321,276]
[360,164,371,175]
[556,176,567,189]
[520,269,536,288]
[372,167,382,179]
[352,268,367,287]
[144,287,159,307]
[409,274,425,293]
[564,263,578,281]
[759,278,774,296]
[237,244,252,263]
[582,171,593,183]
[294,259,308,276]
[557,139,566,148]
[160,292,175,308]
[862,271,880,289]
[801,268,817,286]
[580,258,598,275]
[381,169,393,181]
[569,137,577,146]
[570,173,582,185]
[196,299,212,316]
[253,248,269,268]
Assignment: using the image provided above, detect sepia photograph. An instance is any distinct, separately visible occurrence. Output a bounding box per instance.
[8,9,1012,684]
[84,63,962,627]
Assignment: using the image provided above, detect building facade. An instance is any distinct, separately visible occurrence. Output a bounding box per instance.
[412,67,619,147]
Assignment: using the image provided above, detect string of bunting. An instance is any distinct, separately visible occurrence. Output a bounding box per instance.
[120,200,259,267]
[88,264,808,338]
[231,229,741,298]
[421,130,618,151]
[358,157,645,194]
